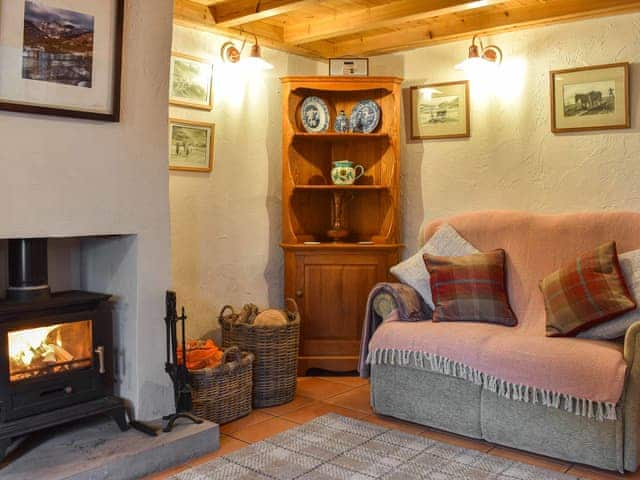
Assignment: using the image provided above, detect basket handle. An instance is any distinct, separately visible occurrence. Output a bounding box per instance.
[221,346,241,365]
[218,305,235,320]
[285,298,299,315]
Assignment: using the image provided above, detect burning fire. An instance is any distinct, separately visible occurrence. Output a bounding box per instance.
[9,325,73,378]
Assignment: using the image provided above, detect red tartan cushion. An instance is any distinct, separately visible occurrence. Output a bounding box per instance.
[540,241,636,337]
[423,249,517,325]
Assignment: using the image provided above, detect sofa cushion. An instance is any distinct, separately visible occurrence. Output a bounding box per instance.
[368,319,626,406]
[390,224,478,309]
[424,249,517,326]
[579,248,640,340]
[540,241,635,337]
[419,211,640,334]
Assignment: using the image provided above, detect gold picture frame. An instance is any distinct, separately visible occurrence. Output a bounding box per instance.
[169,119,215,173]
[410,80,470,140]
[169,52,214,111]
[550,62,630,133]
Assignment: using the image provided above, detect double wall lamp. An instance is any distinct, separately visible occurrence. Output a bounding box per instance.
[220,36,273,71]
[455,35,503,72]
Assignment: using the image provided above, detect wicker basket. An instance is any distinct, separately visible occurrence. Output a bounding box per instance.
[190,346,254,424]
[220,299,300,408]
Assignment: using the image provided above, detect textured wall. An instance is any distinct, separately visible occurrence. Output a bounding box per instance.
[369,13,640,255]
[170,26,322,339]
[0,1,174,420]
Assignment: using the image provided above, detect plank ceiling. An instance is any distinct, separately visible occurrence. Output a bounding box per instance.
[174,0,640,59]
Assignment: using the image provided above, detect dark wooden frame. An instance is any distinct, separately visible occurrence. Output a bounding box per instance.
[410,80,470,140]
[0,0,125,122]
[169,52,214,111]
[329,58,369,77]
[169,118,215,173]
[550,62,630,133]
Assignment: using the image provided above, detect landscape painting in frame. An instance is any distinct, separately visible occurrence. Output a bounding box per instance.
[169,53,214,110]
[0,0,124,120]
[169,119,215,173]
[410,80,470,140]
[551,63,629,133]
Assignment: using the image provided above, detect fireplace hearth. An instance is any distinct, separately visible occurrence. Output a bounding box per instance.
[0,239,128,461]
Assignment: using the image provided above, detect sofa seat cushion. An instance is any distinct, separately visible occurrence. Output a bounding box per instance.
[368,319,626,405]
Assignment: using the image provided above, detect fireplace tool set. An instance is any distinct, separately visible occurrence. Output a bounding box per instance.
[163,290,203,432]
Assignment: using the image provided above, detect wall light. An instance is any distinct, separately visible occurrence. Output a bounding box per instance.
[220,36,273,71]
[455,35,503,72]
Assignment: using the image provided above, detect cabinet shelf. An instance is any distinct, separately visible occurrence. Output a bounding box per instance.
[294,184,389,191]
[281,242,404,250]
[293,132,388,141]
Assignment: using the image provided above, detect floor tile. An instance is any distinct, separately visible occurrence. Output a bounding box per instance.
[315,376,369,387]
[187,434,249,467]
[361,413,426,434]
[325,385,373,414]
[420,427,493,453]
[567,464,640,479]
[220,410,274,435]
[256,393,315,416]
[283,401,368,424]
[488,445,571,473]
[229,417,299,443]
[296,377,356,400]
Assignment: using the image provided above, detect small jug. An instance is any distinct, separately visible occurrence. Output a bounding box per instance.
[334,110,349,133]
[331,160,364,185]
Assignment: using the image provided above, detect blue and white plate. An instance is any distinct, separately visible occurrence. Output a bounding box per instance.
[301,96,330,133]
[350,100,381,133]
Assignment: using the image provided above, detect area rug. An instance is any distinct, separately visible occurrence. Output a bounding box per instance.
[170,414,580,479]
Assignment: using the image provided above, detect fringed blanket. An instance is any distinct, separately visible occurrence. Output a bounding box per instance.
[358,282,428,377]
[359,285,626,422]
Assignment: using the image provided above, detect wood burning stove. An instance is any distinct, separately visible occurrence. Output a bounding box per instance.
[0,239,127,461]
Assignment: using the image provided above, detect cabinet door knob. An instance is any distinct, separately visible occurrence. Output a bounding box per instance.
[295,290,304,298]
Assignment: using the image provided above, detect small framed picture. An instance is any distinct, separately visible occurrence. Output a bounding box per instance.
[0,0,124,121]
[410,80,470,140]
[169,119,214,173]
[550,62,630,133]
[169,52,214,111]
[329,58,369,76]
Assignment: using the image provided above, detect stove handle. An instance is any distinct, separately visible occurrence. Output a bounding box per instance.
[95,346,106,374]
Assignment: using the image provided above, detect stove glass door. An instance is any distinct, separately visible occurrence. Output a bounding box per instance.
[8,319,93,382]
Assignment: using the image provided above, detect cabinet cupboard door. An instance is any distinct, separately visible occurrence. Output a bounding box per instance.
[295,253,389,358]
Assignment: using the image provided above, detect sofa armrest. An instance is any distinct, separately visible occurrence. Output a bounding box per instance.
[624,321,640,366]
[370,282,431,321]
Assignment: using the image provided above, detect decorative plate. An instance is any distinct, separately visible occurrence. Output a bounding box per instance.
[350,99,381,133]
[300,96,330,133]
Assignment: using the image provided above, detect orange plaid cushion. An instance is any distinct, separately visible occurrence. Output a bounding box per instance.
[423,249,517,325]
[540,241,636,337]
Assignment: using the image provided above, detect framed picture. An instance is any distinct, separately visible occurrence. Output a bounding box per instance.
[329,58,368,77]
[410,80,470,140]
[550,62,630,133]
[169,52,214,110]
[169,119,214,173]
[0,0,124,121]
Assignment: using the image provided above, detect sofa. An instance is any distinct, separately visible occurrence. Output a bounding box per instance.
[363,210,640,473]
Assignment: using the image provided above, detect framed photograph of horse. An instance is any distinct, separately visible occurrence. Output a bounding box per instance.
[550,63,630,133]
[169,118,215,173]
[410,80,470,140]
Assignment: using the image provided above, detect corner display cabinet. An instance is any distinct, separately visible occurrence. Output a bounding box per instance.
[281,76,403,374]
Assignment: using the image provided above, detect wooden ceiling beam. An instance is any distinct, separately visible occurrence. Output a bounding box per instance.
[173,0,333,59]
[330,0,640,57]
[211,0,314,27]
[284,0,506,45]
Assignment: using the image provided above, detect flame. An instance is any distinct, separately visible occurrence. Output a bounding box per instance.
[9,325,58,367]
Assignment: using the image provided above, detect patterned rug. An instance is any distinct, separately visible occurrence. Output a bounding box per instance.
[171,414,579,479]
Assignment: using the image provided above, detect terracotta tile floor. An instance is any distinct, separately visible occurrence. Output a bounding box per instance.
[144,377,640,479]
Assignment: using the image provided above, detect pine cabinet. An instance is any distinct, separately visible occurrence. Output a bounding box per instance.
[281,76,403,374]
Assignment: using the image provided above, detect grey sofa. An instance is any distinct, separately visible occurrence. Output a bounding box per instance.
[366,211,640,473]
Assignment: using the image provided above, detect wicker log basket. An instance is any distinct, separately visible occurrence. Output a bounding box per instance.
[190,346,254,424]
[220,299,300,408]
